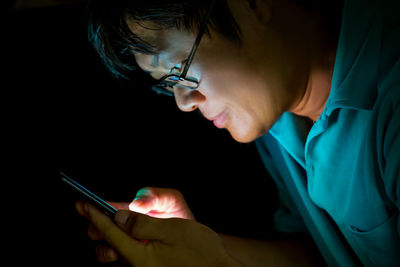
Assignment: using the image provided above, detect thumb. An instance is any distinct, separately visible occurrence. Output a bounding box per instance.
[115,209,180,243]
[129,187,157,214]
[129,197,155,214]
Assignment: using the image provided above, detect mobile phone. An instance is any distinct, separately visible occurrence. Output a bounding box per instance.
[60,172,118,216]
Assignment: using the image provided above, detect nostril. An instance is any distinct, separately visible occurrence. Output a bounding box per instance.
[174,87,205,112]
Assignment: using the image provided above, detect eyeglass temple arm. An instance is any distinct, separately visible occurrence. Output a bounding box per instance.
[181,0,216,78]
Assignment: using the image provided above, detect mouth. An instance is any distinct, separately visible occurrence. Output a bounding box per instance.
[209,110,228,129]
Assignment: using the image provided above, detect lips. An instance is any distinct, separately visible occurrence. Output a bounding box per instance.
[210,110,228,129]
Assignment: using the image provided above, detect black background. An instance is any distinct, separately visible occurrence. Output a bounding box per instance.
[3,4,278,266]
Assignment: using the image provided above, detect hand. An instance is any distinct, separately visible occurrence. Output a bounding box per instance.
[76,202,241,267]
[128,187,195,220]
[76,187,195,265]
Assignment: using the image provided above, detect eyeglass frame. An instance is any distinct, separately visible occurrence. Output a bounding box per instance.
[151,0,216,97]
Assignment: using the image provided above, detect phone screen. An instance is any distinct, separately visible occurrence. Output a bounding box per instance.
[60,172,118,216]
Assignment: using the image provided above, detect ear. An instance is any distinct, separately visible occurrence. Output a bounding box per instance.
[248,0,272,25]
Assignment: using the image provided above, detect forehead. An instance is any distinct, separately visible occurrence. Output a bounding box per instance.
[126,20,167,50]
[126,19,195,53]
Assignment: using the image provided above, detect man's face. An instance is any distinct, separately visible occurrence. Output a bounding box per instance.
[129,1,308,143]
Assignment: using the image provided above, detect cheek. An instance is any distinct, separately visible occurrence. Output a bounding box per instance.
[207,71,278,141]
[205,69,260,109]
[199,66,244,99]
[194,44,246,94]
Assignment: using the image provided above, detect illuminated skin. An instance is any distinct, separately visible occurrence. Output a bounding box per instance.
[77,0,338,265]
[127,187,195,219]
[132,0,336,143]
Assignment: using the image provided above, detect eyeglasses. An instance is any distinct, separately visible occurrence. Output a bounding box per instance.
[151,0,216,97]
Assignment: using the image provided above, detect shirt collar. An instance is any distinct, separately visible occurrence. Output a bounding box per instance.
[268,0,382,163]
[325,0,382,116]
[269,112,310,168]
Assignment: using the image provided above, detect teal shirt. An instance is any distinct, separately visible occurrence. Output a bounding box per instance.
[255,0,400,265]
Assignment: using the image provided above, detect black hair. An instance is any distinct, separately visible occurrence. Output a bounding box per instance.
[87,0,241,79]
[87,0,343,80]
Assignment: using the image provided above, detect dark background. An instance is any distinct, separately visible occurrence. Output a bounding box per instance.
[3,2,278,266]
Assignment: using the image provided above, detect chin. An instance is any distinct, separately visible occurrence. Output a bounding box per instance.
[227,116,270,143]
[228,126,261,143]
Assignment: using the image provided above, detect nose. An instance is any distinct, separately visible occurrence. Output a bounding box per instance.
[174,87,205,112]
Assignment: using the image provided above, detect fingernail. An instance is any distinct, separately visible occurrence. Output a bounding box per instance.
[134,195,149,201]
[106,248,117,260]
[115,210,129,225]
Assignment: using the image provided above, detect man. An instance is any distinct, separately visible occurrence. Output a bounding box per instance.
[76,0,400,265]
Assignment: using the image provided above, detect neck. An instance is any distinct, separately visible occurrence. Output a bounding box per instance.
[288,1,342,122]
[290,56,335,122]
[290,22,338,122]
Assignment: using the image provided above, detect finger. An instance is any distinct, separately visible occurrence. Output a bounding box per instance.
[129,187,175,214]
[88,223,104,241]
[130,187,195,219]
[107,201,130,210]
[129,187,158,214]
[96,243,119,263]
[75,200,89,218]
[134,187,155,200]
[129,198,155,214]
[115,209,181,242]
[85,202,145,264]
